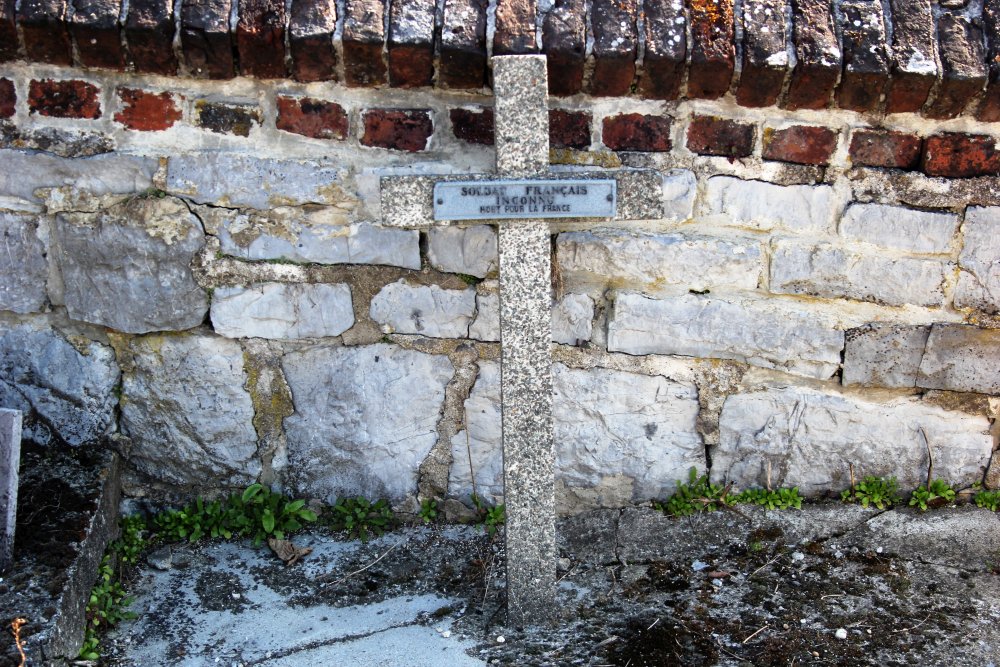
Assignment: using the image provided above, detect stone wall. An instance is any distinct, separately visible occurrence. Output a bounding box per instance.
[1,0,999,513]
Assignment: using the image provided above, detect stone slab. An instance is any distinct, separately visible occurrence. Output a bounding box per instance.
[954,206,1000,313]
[427,225,498,278]
[704,176,836,233]
[467,292,594,345]
[211,283,355,340]
[0,150,156,204]
[0,212,47,313]
[839,203,958,254]
[842,323,930,388]
[370,280,476,338]
[917,324,1000,394]
[0,408,20,572]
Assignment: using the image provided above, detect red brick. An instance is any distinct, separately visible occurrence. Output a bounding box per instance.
[114,88,182,131]
[343,0,387,86]
[785,0,841,110]
[181,0,235,79]
[737,0,787,107]
[686,116,755,158]
[836,0,889,113]
[362,109,433,152]
[494,0,537,55]
[388,0,436,88]
[0,0,17,62]
[277,96,348,140]
[763,125,838,165]
[195,100,262,136]
[28,80,101,119]
[638,0,685,100]
[549,109,590,150]
[440,0,488,89]
[848,130,922,170]
[0,78,13,118]
[602,114,671,152]
[589,0,637,96]
[688,0,735,99]
[72,0,126,70]
[924,13,986,120]
[18,0,73,65]
[922,133,1000,178]
[237,0,287,79]
[542,0,586,96]
[289,0,338,82]
[451,107,494,145]
[125,0,178,75]
[884,0,936,114]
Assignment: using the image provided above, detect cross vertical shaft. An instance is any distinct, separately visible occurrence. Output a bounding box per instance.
[492,56,557,625]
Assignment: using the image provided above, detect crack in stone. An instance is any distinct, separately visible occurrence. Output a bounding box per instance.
[241,618,428,666]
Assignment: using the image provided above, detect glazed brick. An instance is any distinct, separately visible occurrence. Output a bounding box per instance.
[737,0,787,107]
[849,130,922,170]
[125,0,177,75]
[362,109,433,152]
[638,0,685,100]
[687,116,755,158]
[542,0,586,96]
[884,0,936,114]
[276,96,348,140]
[549,109,590,150]
[451,107,494,145]
[181,0,236,79]
[590,0,637,96]
[922,134,1000,179]
[18,0,73,65]
[602,114,671,152]
[925,13,986,120]
[0,0,16,62]
[763,125,838,165]
[687,0,735,99]
[237,0,287,78]
[343,0,387,86]
[195,100,262,136]
[289,0,338,82]
[0,78,13,118]
[388,0,436,88]
[494,0,537,55]
[837,0,888,112]
[114,88,182,131]
[979,0,1000,122]
[440,0,488,89]
[71,0,126,70]
[785,0,841,110]
[29,79,101,119]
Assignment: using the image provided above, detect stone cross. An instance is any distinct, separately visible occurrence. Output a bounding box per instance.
[381,55,661,625]
[0,409,22,573]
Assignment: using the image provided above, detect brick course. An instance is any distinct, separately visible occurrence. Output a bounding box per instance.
[388,0,436,88]
[848,130,922,170]
[362,109,433,151]
[237,0,288,79]
[603,114,671,152]
[922,133,1000,178]
[181,0,236,79]
[0,0,16,62]
[0,78,13,118]
[687,116,755,158]
[277,96,349,140]
[72,0,126,70]
[195,100,262,136]
[549,110,590,150]
[19,0,73,65]
[114,88,183,131]
[687,0,735,99]
[28,79,101,119]
[289,0,338,82]
[343,0,387,86]
[590,0,637,96]
[763,126,838,166]
[125,0,178,75]
[439,0,488,89]
[450,107,494,145]
[543,0,586,96]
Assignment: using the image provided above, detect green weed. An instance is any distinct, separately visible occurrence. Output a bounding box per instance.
[732,486,803,510]
[841,476,901,510]
[654,468,730,517]
[909,479,957,512]
[471,494,506,536]
[419,498,439,524]
[326,496,395,542]
[975,489,1000,512]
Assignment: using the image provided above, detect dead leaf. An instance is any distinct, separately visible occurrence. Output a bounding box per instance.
[268,537,313,566]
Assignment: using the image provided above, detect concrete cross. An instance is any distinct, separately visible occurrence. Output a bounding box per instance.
[0,408,22,573]
[380,55,662,625]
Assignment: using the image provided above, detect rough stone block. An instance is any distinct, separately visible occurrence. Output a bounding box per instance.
[589,0,637,96]
[194,100,262,136]
[124,0,177,75]
[342,0,387,86]
[770,239,947,307]
[0,324,119,446]
[289,0,337,82]
[549,109,590,150]
[449,361,705,507]
[842,323,929,388]
[848,130,922,170]
[114,88,182,131]
[55,196,208,334]
[551,294,593,345]
[885,0,936,113]
[237,0,287,78]
[704,176,836,233]
[0,213,47,313]
[468,290,499,341]
[687,0,734,99]
[18,0,72,65]
[955,206,1000,314]
[638,0,685,100]
[556,229,762,293]
[494,0,536,55]
[686,115,755,158]
[439,0,487,89]
[181,0,235,79]
[0,79,12,118]
[28,80,101,119]
[119,333,260,487]
[737,0,788,107]
[836,0,888,112]
[450,107,494,145]
[0,408,20,572]
[542,0,586,96]
[662,169,697,223]
[922,133,1000,178]
[917,324,1000,394]
[211,283,354,339]
[427,225,497,278]
[838,203,958,254]
[785,0,841,110]
[361,109,433,151]
[0,150,156,204]
[167,152,348,209]
[370,280,476,337]
[762,125,838,165]
[388,0,435,88]
[608,292,844,379]
[713,385,993,494]
[925,13,986,119]
[283,344,453,501]
[602,114,671,152]
[71,0,126,70]
[0,0,18,62]
[276,96,348,140]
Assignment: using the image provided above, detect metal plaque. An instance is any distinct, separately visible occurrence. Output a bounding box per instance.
[433,179,617,221]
